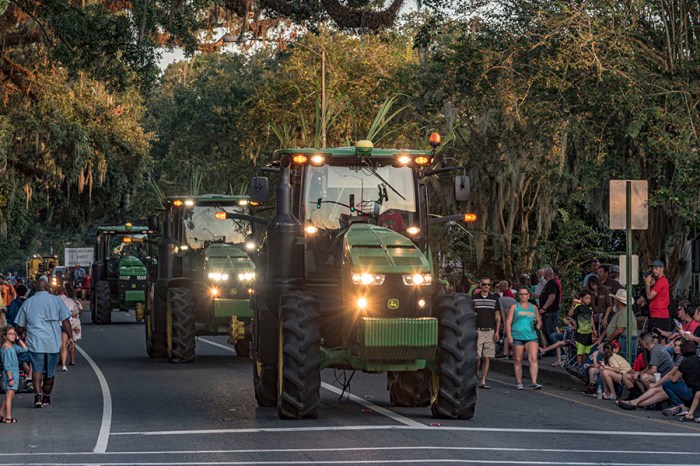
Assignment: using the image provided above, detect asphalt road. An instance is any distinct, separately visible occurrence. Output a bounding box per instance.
[2,309,700,466]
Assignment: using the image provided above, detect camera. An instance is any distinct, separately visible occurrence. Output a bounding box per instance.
[643,270,654,278]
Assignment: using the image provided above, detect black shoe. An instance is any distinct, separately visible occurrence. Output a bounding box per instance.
[495,353,507,359]
[34,395,43,408]
[41,395,51,407]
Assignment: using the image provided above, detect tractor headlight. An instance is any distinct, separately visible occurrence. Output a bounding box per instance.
[351,272,385,286]
[402,273,432,286]
[245,241,256,251]
[119,276,130,281]
[238,272,255,282]
[357,297,368,310]
[208,272,229,281]
[137,276,147,280]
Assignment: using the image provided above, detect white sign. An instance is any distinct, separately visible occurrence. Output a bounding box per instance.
[609,180,648,230]
[65,248,94,268]
[618,255,639,286]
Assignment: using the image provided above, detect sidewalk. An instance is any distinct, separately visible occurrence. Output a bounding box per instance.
[489,354,585,391]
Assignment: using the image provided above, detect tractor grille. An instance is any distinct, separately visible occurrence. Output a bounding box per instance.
[356,317,437,361]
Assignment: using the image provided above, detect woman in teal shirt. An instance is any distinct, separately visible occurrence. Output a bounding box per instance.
[506,288,543,390]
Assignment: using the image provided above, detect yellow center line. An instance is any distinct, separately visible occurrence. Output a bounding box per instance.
[487,374,700,433]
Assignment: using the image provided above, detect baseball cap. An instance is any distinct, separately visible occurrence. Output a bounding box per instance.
[611,266,620,273]
[649,259,665,268]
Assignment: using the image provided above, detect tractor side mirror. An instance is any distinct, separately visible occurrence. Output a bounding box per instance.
[251,176,269,204]
[454,175,470,202]
[147,214,160,232]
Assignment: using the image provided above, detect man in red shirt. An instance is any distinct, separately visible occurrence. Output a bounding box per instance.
[646,259,671,332]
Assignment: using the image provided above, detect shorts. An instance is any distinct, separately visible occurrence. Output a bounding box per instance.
[512,338,538,347]
[28,352,59,378]
[575,341,592,356]
[477,329,496,358]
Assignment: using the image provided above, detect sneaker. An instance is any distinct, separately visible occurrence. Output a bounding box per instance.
[531,383,543,390]
[675,407,690,417]
[602,394,617,401]
[34,395,43,408]
[42,395,51,407]
[583,384,597,395]
[516,384,524,390]
[664,406,682,416]
[61,365,67,372]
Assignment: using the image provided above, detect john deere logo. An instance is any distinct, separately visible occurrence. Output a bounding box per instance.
[387,298,399,310]
[230,288,238,296]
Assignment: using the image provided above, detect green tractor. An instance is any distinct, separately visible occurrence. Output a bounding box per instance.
[144,195,258,363]
[91,225,152,325]
[240,135,477,420]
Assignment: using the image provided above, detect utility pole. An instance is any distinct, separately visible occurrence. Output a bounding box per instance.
[321,50,326,148]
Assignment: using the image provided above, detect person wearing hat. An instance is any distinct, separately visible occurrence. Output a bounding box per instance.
[14,276,74,408]
[645,259,671,332]
[610,266,621,282]
[598,288,638,361]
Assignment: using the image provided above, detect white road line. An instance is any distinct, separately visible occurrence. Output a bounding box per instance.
[3,445,700,457]
[109,423,700,437]
[0,461,698,465]
[76,344,112,453]
[196,337,423,427]
[195,337,234,352]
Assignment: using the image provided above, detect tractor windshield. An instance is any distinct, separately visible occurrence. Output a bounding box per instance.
[303,165,417,231]
[184,205,250,249]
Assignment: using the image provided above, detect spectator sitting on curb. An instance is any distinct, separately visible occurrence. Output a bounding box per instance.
[620,332,673,402]
[679,306,700,346]
[599,341,633,400]
[582,345,605,396]
[656,302,697,356]
[680,390,700,423]
[617,338,688,410]
[661,340,699,417]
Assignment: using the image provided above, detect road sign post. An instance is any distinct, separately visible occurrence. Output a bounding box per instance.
[610,180,648,362]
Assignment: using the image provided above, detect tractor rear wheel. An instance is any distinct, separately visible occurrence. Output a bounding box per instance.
[278,292,321,419]
[254,362,278,407]
[388,369,431,407]
[168,286,195,363]
[431,293,478,420]
[93,281,112,325]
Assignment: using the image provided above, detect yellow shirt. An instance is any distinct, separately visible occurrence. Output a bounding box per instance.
[608,353,632,374]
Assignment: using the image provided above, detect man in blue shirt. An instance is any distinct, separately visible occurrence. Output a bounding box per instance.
[15,277,74,408]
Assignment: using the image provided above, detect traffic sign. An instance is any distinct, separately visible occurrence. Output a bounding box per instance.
[617,255,639,286]
[609,180,648,230]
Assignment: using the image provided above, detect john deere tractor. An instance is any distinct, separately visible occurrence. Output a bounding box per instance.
[91,225,152,325]
[239,135,477,420]
[144,195,257,363]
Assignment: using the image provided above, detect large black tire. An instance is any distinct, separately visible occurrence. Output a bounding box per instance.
[254,362,278,407]
[93,280,112,325]
[278,292,321,419]
[388,369,431,407]
[431,293,478,420]
[168,286,196,363]
[146,284,167,358]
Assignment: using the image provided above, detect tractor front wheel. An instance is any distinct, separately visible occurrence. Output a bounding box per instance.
[388,369,431,407]
[254,362,278,407]
[168,286,195,363]
[431,293,478,420]
[278,292,321,419]
[93,281,112,325]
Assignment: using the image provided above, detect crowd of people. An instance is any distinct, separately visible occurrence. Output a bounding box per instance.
[468,258,700,423]
[1,275,82,424]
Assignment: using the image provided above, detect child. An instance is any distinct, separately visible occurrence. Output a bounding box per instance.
[1,324,28,423]
[568,291,597,366]
[599,341,633,400]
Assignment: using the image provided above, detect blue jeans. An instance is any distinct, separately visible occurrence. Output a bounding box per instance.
[662,380,693,407]
[618,335,638,363]
[543,312,559,345]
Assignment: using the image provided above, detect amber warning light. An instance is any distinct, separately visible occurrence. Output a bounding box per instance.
[463,213,477,222]
[429,132,441,147]
[215,211,228,220]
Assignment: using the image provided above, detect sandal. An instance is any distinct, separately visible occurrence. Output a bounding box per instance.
[678,416,698,423]
[3,417,17,423]
[478,384,491,389]
[618,401,637,411]
[551,361,562,367]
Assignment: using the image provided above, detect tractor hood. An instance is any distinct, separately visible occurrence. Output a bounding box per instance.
[204,243,255,272]
[343,224,430,274]
[118,256,147,276]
